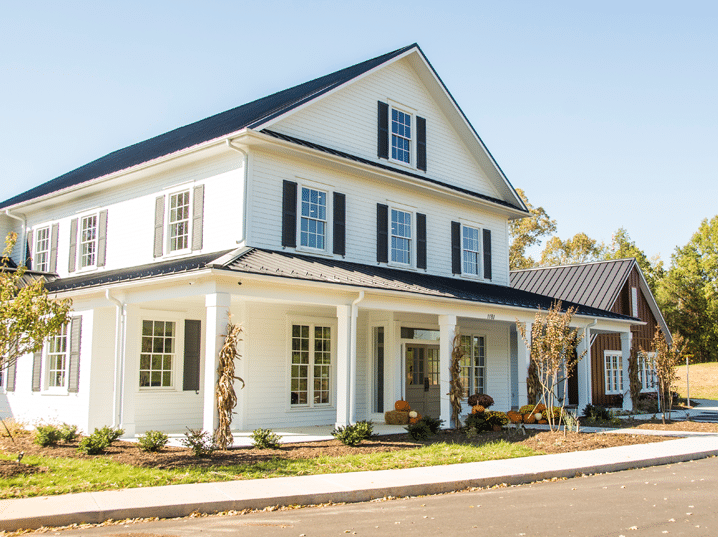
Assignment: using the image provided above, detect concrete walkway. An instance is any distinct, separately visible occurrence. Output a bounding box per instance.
[2,429,718,532]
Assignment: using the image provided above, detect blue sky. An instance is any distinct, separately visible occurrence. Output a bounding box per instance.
[1,1,716,262]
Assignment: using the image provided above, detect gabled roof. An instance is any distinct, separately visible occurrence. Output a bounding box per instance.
[0,45,416,210]
[45,247,634,322]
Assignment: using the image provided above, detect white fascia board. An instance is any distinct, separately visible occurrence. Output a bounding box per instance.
[246,130,528,219]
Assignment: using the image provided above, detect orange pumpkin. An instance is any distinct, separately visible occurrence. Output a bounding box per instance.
[409,413,422,424]
[394,400,410,412]
[471,405,485,414]
[523,413,536,424]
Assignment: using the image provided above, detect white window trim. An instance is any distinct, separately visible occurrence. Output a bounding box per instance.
[76,212,100,272]
[387,100,417,170]
[286,315,337,411]
[33,225,51,273]
[137,312,185,392]
[165,188,193,256]
[460,222,485,280]
[295,180,333,256]
[459,331,488,400]
[639,351,657,393]
[604,350,623,395]
[41,322,70,395]
[388,205,415,268]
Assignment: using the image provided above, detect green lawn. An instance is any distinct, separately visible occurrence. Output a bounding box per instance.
[675,362,718,401]
[0,440,538,499]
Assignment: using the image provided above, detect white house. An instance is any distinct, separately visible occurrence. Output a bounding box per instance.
[0,44,639,436]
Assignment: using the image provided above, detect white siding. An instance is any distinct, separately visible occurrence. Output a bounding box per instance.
[248,151,510,286]
[271,57,502,200]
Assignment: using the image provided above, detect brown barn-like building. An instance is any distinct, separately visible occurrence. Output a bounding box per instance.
[510,259,671,408]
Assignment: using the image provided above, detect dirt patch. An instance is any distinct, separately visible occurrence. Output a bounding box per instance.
[0,459,45,479]
[0,428,671,471]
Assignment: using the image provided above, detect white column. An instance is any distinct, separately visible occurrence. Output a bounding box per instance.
[120,304,139,437]
[235,300,248,432]
[438,314,457,428]
[517,322,532,408]
[621,331,633,411]
[577,328,592,412]
[203,292,231,433]
[336,305,351,427]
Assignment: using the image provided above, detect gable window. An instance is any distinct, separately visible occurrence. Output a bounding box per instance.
[462,225,481,277]
[460,334,486,397]
[378,101,426,171]
[46,324,69,389]
[79,214,98,268]
[34,227,51,272]
[290,323,332,407]
[300,187,327,250]
[169,191,191,252]
[391,108,411,164]
[140,320,175,388]
[604,351,623,395]
[391,208,412,265]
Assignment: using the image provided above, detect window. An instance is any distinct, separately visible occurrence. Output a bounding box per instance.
[460,334,486,397]
[300,187,327,250]
[290,324,332,407]
[79,214,98,268]
[631,287,639,318]
[34,227,50,272]
[169,190,190,252]
[140,320,176,388]
[391,108,411,164]
[604,351,623,395]
[639,352,657,392]
[390,208,412,265]
[46,324,69,389]
[462,225,481,276]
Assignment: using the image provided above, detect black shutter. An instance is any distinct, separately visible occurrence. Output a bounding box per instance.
[377,204,388,263]
[153,196,165,258]
[6,359,16,392]
[191,184,205,251]
[483,229,492,280]
[451,221,461,275]
[377,101,389,159]
[417,213,427,269]
[417,116,427,171]
[68,317,82,393]
[32,348,42,392]
[333,192,346,256]
[282,180,297,248]
[97,210,108,267]
[49,223,59,273]
[183,320,201,391]
[25,230,33,270]
[68,218,78,272]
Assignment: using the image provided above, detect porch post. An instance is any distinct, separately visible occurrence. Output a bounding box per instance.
[577,327,592,412]
[336,305,351,427]
[120,304,139,437]
[438,315,456,428]
[517,322,532,408]
[621,331,633,411]
[203,292,230,433]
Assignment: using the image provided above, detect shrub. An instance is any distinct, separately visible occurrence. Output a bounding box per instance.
[420,416,444,434]
[507,411,523,423]
[58,423,79,443]
[96,425,125,443]
[519,404,538,415]
[250,428,282,449]
[405,420,432,441]
[583,404,611,421]
[138,430,169,452]
[0,418,28,438]
[467,393,494,408]
[34,425,61,447]
[485,411,509,428]
[181,428,216,457]
[353,420,375,439]
[464,412,489,432]
[523,413,536,424]
[77,433,110,455]
[332,421,374,447]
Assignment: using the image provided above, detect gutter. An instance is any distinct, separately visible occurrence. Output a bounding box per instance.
[225,139,250,245]
[106,290,127,429]
[4,209,27,265]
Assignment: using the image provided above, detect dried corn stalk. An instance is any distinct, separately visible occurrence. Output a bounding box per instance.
[215,318,245,449]
[449,333,464,429]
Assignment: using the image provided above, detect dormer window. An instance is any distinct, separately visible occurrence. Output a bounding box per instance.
[391,108,411,164]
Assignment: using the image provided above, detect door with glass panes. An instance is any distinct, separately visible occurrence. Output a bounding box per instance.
[405,344,441,418]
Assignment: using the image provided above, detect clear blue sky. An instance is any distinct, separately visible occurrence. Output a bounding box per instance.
[2,1,716,263]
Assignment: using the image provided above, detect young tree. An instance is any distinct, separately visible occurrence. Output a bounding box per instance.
[539,232,606,267]
[517,302,586,431]
[643,328,686,423]
[509,188,557,270]
[605,228,664,294]
[0,233,72,372]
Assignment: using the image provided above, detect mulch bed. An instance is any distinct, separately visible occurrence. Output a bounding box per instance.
[0,427,669,478]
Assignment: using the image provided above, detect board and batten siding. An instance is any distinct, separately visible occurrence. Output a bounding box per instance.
[248,151,510,286]
[270,57,502,201]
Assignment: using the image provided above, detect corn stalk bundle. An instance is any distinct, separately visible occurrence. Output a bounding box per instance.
[628,347,641,410]
[449,333,465,429]
[215,320,245,449]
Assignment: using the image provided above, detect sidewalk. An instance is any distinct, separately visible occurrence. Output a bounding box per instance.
[2,430,718,532]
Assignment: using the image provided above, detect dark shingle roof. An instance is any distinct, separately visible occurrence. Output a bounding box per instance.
[510,259,636,312]
[1,45,417,210]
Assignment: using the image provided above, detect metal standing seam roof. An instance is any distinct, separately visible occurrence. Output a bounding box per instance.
[510,259,636,312]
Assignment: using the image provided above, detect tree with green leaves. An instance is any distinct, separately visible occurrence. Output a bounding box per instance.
[605,228,665,294]
[539,232,606,267]
[0,232,72,372]
[657,216,718,362]
[509,188,557,270]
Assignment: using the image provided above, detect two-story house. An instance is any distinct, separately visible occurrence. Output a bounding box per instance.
[0,44,639,436]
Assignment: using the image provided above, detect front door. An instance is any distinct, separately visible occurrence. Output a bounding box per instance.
[405,344,441,418]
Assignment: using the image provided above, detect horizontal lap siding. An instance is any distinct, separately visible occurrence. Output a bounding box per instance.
[134,392,203,433]
[271,58,500,199]
[249,152,510,286]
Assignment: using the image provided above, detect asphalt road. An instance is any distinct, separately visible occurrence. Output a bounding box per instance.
[55,456,718,537]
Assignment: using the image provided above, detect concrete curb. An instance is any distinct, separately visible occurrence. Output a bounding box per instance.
[2,435,718,532]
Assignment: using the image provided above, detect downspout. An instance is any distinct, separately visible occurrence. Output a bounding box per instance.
[4,209,27,265]
[225,139,249,245]
[106,289,127,428]
[349,291,365,424]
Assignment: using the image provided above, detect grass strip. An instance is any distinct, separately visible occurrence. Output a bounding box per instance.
[0,440,538,499]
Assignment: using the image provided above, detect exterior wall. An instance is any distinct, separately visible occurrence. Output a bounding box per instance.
[248,151,510,285]
[271,57,501,200]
